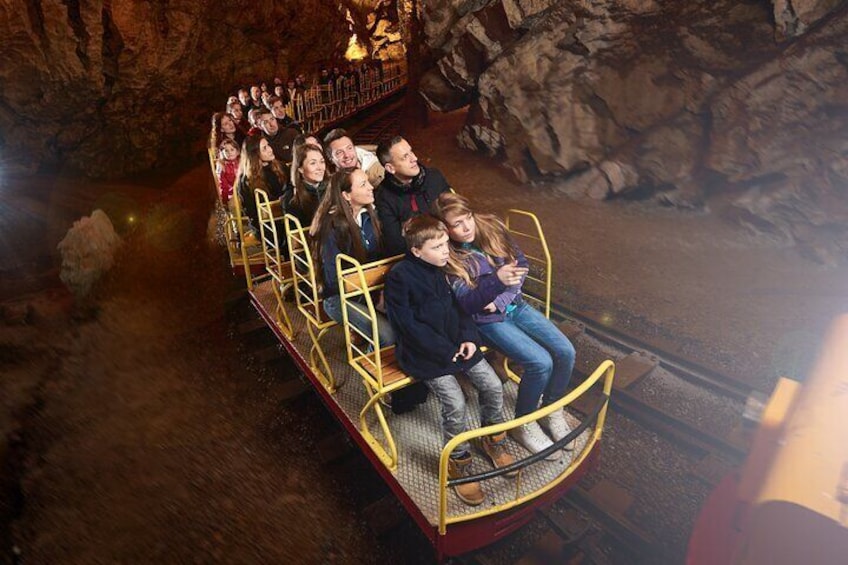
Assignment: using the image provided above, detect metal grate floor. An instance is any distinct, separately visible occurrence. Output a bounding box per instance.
[253,281,591,526]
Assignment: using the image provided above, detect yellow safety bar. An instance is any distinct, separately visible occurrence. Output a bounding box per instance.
[496,209,554,384]
[255,189,295,340]
[284,214,340,392]
[336,253,408,471]
[505,209,552,319]
[437,359,616,534]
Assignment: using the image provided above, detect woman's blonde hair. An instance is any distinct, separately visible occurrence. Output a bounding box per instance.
[432,192,517,287]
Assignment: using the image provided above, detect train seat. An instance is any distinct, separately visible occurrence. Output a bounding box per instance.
[284,213,340,392]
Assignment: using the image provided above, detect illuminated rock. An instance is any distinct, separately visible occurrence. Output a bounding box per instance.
[57,210,122,298]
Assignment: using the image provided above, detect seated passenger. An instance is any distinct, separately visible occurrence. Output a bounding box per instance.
[384,215,515,506]
[209,112,244,149]
[375,136,451,256]
[268,95,301,131]
[311,168,394,346]
[258,109,298,167]
[235,134,290,239]
[285,143,327,228]
[216,139,240,205]
[226,100,249,135]
[323,128,385,188]
[433,193,576,459]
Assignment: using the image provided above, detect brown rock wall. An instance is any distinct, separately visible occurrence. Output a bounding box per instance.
[0,0,363,177]
[419,0,848,261]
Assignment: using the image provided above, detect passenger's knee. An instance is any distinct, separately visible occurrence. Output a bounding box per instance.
[525,354,554,377]
[555,339,576,364]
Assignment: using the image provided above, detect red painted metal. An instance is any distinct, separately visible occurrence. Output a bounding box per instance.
[249,290,601,560]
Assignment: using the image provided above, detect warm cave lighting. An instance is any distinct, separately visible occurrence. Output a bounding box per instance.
[600,313,614,326]
[127,214,136,225]
[345,33,367,61]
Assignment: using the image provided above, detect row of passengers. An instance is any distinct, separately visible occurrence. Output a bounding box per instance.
[313,164,577,504]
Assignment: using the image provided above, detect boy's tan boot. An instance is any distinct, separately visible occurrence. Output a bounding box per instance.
[481,432,518,478]
[447,454,485,506]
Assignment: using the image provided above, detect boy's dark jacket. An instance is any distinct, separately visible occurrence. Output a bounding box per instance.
[385,252,505,380]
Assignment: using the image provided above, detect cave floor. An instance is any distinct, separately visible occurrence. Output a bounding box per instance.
[2,108,847,563]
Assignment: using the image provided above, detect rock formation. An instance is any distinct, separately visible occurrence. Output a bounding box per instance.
[57,209,122,298]
[418,0,848,262]
[0,0,402,178]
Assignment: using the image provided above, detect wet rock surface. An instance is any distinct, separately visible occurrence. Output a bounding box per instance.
[419,0,848,263]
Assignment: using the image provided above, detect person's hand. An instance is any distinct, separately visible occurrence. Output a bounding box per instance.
[453,342,477,362]
[496,261,528,286]
[375,291,386,314]
[483,302,497,313]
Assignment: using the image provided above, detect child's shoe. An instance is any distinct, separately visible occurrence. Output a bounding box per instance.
[481,432,517,477]
[540,409,575,451]
[510,420,560,461]
[447,454,485,506]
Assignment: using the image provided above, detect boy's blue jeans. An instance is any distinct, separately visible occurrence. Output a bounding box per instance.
[323,295,396,347]
[478,302,575,418]
[425,358,506,459]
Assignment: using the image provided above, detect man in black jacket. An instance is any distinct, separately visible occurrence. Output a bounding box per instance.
[385,216,517,506]
[375,136,451,255]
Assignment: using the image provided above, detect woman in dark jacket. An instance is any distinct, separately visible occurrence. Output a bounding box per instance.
[311,168,394,345]
[235,134,289,238]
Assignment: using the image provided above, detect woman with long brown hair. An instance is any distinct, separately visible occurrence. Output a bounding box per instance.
[286,141,327,228]
[209,111,244,150]
[433,192,576,459]
[235,133,289,237]
[312,168,394,345]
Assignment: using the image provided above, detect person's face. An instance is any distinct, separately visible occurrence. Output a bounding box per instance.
[221,144,239,161]
[386,139,419,181]
[229,105,243,120]
[299,149,326,184]
[260,114,278,136]
[250,86,261,100]
[274,86,284,97]
[443,211,476,243]
[270,100,286,119]
[329,137,358,168]
[342,170,374,208]
[220,115,236,134]
[412,233,451,267]
[238,90,250,105]
[259,138,275,163]
[287,80,295,89]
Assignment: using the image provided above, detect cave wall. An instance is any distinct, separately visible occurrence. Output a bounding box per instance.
[418,0,848,263]
[0,0,368,177]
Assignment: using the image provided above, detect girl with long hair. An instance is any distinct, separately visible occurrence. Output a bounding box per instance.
[433,192,576,459]
[209,111,243,150]
[235,134,289,237]
[286,142,327,228]
[312,168,394,345]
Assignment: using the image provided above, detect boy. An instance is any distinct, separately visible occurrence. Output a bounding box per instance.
[384,215,516,506]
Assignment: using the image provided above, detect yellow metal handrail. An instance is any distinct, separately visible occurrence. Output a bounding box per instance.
[284,213,339,392]
[336,253,408,471]
[505,209,552,319]
[437,360,615,534]
[255,189,294,340]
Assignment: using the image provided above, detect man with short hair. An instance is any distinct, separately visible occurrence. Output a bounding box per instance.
[323,128,385,188]
[375,136,451,255]
[258,110,298,166]
[237,88,251,116]
[267,95,301,132]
